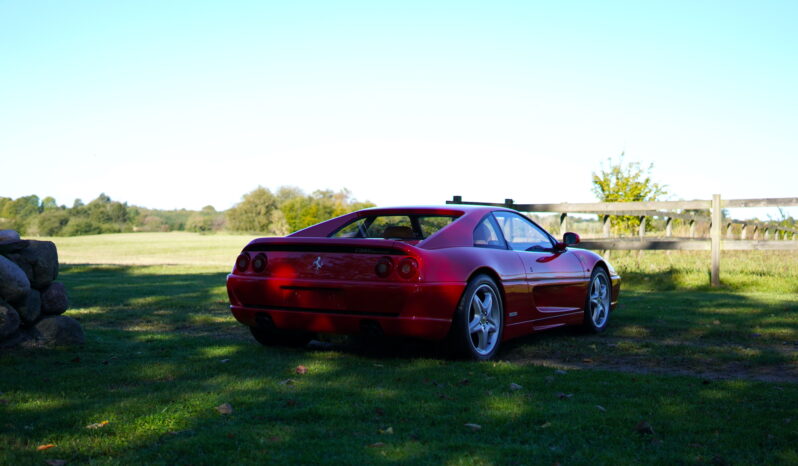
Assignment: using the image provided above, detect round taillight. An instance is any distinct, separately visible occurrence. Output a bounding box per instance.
[252,253,267,273]
[397,257,419,280]
[236,252,250,271]
[375,257,393,278]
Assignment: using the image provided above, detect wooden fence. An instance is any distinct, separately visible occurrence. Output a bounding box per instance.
[447,195,798,287]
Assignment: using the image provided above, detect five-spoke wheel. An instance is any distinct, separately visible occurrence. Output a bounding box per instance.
[584,268,611,332]
[451,275,503,360]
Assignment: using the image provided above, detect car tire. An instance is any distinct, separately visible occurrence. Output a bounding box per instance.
[249,324,314,347]
[583,267,611,333]
[449,274,504,360]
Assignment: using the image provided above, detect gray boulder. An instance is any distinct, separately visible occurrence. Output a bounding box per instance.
[0,239,28,254]
[6,241,59,289]
[0,330,28,348]
[0,301,21,340]
[0,230,20,242]
[0,255,30,303]
[33,315,85,346]
[41,282,69,315]
[16,289,41,324]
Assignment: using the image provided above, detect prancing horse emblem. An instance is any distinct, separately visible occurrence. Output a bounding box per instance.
[312,256,323,271]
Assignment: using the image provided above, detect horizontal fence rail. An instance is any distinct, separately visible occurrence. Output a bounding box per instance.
[578,239,798,251]
[448,195,798,286]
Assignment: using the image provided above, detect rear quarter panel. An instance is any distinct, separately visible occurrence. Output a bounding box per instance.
[419,246,529,330]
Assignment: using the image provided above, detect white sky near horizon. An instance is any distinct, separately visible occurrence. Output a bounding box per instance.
[1,1,796,222]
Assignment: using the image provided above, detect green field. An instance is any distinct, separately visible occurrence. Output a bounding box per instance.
[45,232,256,267]
[1,233,797,465]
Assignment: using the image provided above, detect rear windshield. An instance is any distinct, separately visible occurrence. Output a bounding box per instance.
[331,215,459,240]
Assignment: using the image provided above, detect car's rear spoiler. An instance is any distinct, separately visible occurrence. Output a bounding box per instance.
[242,237,420,257]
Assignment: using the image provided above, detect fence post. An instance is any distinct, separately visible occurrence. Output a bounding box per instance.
[752,225,759,240]
[689,219,696,238]
[726,223,733,239]
[711,194,721,287]
[665,217,673,237]
[638,216,646,239]
[741,223,748,240]
[764,227,770,241]
[602,215,611,238]
[560,213,568,235]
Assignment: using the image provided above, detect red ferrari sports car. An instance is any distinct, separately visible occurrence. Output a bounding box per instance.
[227,205,620,360]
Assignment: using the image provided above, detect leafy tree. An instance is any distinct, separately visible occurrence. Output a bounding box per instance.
[278,188,375,232]
[41,197,59,210]
[267,209,290,236]
[84,194,130,232]
[226,187,278,232]
[228,186,374,234]
[592,155,667,234]
[275,186,305,204]
[186,213,215,233]
[0,195,41,233]
[279,195,314,232]
[186,205,226,233]
[0,197,11,230]
[138,215,167,232]
[37,209,70,236]
[62,218,103,236]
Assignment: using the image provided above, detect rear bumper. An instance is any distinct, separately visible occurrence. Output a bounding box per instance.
[230,305,453,340]
[227,275,466,340]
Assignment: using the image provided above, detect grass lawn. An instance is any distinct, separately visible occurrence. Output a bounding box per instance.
[1,233,797,465]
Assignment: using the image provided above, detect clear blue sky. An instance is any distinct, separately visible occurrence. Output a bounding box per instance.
[1,0,796,220]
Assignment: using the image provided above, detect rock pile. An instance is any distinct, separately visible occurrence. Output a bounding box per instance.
[0,229,84,348]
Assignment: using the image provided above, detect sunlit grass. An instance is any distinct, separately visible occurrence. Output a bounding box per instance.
[41,232,254,267]
[609,249,798,292]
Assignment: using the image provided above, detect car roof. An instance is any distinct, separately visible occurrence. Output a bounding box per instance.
[358,205,511,215]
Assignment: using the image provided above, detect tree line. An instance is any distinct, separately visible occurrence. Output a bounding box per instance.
[0,187,373,237]
[8,157,790,238]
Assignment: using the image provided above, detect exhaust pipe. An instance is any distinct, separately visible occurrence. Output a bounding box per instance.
[360,320,384,339]
[255,313,275,331]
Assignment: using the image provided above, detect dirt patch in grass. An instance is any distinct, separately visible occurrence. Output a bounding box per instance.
[501,332,798,384]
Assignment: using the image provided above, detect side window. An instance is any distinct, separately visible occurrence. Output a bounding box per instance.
[493,212,554,251]
[473,215,507,249]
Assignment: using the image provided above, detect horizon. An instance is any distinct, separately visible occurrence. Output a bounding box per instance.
[3,188,793,225]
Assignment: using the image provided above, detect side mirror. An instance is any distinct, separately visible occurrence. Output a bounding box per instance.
[563,232,580,246]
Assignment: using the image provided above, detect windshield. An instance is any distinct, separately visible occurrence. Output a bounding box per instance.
[331,215,459,240]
